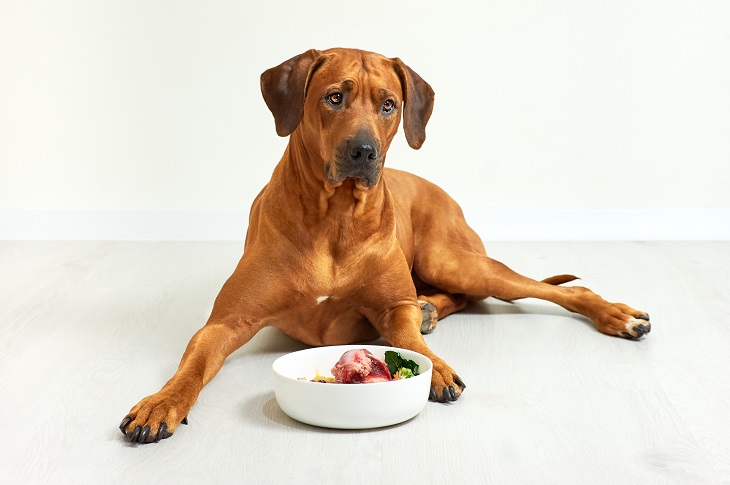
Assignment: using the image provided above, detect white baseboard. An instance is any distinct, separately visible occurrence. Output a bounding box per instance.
[463,208,730,240]
[0,208,728,241]
[0,209,250,241]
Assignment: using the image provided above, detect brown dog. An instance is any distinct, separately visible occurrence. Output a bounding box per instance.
[120,48,651,443]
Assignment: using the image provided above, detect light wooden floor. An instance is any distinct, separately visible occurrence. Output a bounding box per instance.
[1,241,728,484]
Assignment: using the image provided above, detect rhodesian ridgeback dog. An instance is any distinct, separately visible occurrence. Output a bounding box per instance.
[120,48,651,443]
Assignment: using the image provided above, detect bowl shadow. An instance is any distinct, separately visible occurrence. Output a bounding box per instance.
[239,391,419,435]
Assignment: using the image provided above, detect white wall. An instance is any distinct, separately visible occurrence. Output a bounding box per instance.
[1,0,728,239]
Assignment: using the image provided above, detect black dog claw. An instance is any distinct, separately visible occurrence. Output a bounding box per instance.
[448,386,457,401]
[156,422,170,442]
[621,332,634,339]
[181,416,188,425]
[454,377,466,389]
[637,313,650,321]
[139,426,151,443]
[119,416,132,435]
[130,425,141,442]
[429,387,437,401]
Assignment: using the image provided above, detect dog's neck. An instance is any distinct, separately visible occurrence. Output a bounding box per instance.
[272,132,395,237]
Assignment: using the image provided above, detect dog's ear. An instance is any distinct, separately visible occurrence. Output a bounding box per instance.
[260,49,323,137]
[392,58,435,150]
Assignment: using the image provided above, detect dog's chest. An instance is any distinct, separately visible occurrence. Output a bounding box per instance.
[269,221,396,345]
[297,252,360,304]
[287,240,382,312]
[279,262,379,346]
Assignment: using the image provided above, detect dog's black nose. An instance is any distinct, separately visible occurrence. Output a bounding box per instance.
[349,142,377,162]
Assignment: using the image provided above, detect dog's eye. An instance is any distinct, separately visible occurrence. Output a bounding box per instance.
[327,93,343,106]
[382,99,396,113]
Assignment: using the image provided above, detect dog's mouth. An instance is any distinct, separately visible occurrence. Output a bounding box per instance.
[325,160,381,188]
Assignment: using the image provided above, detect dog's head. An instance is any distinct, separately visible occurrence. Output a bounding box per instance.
[260,48,434,188]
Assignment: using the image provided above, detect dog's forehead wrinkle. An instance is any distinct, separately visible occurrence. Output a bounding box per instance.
[342,79,355,91]
[318,56,393,96]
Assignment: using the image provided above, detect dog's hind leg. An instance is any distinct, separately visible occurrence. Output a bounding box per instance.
[415,250,651,340]
[415,270,575,334]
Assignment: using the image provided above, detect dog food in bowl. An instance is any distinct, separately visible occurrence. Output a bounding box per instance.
[301,348,420,383]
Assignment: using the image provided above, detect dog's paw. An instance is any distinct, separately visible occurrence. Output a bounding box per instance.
[418,300,438,334]
[619,313,652,340]
[428,356,465,403]
[594,303,652,340]
[119,391,191,444]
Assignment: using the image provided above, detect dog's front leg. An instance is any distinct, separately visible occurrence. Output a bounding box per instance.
[119,320,258,443]
[119,259,270,443]
[373,303,466,403]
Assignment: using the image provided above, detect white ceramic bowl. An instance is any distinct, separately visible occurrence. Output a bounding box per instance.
[272,344,433,429]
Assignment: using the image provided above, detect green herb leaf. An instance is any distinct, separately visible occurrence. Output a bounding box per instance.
[401,357,419,376]
[384,350,402,376]
[385,350,419,379]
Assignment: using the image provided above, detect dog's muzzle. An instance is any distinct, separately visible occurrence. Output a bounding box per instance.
[326,137,382,187]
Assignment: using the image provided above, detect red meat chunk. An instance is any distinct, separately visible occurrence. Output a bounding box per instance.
[331,349,393,383]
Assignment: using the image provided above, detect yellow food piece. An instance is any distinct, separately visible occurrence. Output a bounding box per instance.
[311,374,337,383]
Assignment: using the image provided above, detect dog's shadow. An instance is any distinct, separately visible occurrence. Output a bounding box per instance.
[455,299,594,330]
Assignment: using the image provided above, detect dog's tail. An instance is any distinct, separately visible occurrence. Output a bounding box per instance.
[494,274,579,304]
[541,274,579,286]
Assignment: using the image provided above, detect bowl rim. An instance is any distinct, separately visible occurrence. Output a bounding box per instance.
[272,344,433,385]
